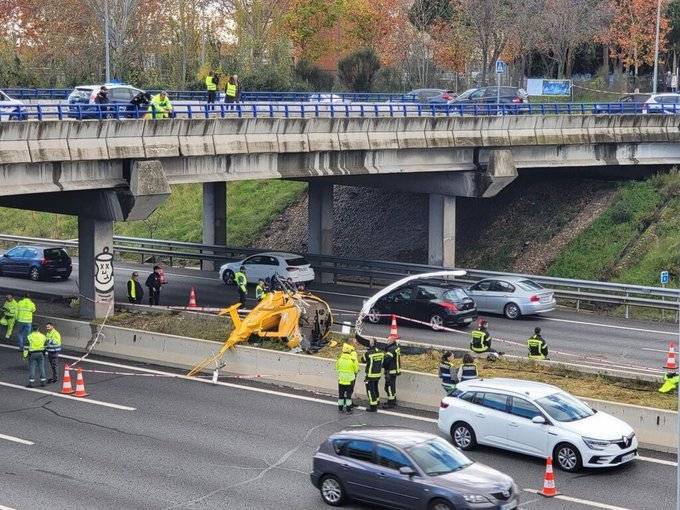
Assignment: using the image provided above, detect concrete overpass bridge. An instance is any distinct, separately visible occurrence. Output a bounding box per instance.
[0,113,678,317]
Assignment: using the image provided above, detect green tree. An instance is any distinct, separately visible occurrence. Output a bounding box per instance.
[408,0,453,31]
[337,47,381,91]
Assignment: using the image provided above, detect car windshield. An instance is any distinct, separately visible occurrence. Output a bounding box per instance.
[455,88,477,100]
[536,392,594,422]
[406,437,472,476]
[44,248,69,260]
[443,288,468,301]
[285,257,309,266]
[516,279,544,292]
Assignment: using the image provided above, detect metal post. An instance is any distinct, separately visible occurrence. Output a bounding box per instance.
[496,69,501,113]
[677,284,679,510]
[104,0,111,82]
[652,0,662,93]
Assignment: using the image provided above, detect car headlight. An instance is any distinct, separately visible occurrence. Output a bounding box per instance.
[582,437,613,450]
[463,494,491,503]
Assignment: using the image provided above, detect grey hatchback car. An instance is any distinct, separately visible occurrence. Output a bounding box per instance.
[310,427,519,509]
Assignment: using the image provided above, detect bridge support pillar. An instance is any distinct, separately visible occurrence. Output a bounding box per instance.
[308,182,334,283]
[428,194,456,267]
[202,182,227,272]
[78,217,114,320]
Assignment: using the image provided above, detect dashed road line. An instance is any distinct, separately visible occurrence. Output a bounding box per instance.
[0,432,34,446]
[523,489,632,509]
[540,316,672,336]
[638,455,677,466]
[0,504,18,510]
[0,381,136,411]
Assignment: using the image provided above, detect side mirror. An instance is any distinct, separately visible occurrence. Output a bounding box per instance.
[531,415,546,425]
[399,466,416,477]
[2,253,7,258]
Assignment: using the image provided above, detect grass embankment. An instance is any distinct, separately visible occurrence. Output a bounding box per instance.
[548,171,680,287]
[104,309,677,410]
[0,180,307,247]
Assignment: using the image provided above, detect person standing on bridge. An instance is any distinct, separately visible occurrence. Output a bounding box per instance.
[383,335,401,408]
[527,327,549,360]
[362,339,384,412]
[234,266,248,307]
[127,272,144,304]
[1,293,17,341]
[336,340,359,413]
[205,70,218,103]
[146,266,162,306]
[15,293,36,355]
[44,322,62,384]
[23,325,47,387]
[224,75,239,110]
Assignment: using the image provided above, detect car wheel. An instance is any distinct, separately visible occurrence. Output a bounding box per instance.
[554,442,582,472]
[222,270,235,285]
[367,307,382,324]
[430,314,444,331]
[450,421,476,450]
[319,475,346,506]
[428,499,455,510]
[503,302,521,320]
[29,266,40,281]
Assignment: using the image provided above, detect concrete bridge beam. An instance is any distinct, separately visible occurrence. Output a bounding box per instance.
[78,217,114,320]
[428,195,456,267]
[202,182,227,271]
[308,181,334,283]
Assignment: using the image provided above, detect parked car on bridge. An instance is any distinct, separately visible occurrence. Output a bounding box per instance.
[311,427,519,509]
[219,252,315,286]
[466,276,555,319]
[0,90,27,121]
[592,93,651,114]
[407,88,456,103]
[0,245,72,281]
[641,93,680,114]
[66,83,146,118]
[308,93,349,103]
[366,280,477,330]
[438,378,638,472]
[449,86,528,105]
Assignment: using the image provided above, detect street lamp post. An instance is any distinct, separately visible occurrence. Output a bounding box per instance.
[652,0,662,93]
[104,0,111,82]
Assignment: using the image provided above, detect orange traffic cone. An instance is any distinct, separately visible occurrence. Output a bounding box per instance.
[73,368,89,398]
[61,364,74,394]
[665,342,678,370]
[539,456,559,497]
[388,314,400,340]
[188,287,198,308]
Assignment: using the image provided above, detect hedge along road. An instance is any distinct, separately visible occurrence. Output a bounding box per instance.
[0,259,673,376]
[0,346,674,510]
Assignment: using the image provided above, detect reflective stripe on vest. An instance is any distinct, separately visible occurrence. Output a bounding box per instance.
[528,337,545,358]
[205,76,217,91]
[226,83,237,97]
[46,329,62,352]
[129,280,136,299]
[460,363,478,381]
[336,353,357,384]
[16,299,35,323]
[235,272,247,292]
[26,332,46,352]
[470,330,488,351]
[365,351,384,379]
[255,284,265,300]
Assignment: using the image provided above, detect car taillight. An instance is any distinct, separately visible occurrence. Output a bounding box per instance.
[440,400,449,409]
[442,93,452,100]
[530,295,540,302]
[441,302,458,312]
[40,258,48,266]
[512,96,522,103]
[286,267,299,272]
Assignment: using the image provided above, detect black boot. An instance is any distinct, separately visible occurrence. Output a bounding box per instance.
[366,405,377,413]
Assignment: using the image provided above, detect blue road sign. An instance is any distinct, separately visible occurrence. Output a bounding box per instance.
[495,60,507,74]
[660,270,670,284]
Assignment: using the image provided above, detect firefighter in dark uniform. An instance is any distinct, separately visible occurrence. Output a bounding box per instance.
[470,319,500,358]
[527,327,549,360]
[361,339,384,412]
[383,335,401,408]
[439,351,455,394]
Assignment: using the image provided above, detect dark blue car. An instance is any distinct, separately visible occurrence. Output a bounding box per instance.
[0,245,72,281]
[310,427,519,509]
[66,84,146,119]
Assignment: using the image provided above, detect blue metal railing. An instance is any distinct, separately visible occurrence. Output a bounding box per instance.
[3,88,418,102]
[0,101,674,121]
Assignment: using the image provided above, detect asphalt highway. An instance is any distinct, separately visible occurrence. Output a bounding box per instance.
[0,345,675,510]
[0,259,674,377]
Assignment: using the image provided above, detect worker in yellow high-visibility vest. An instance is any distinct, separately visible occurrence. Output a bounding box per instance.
[205,70,218,103]
[224,75,240,110]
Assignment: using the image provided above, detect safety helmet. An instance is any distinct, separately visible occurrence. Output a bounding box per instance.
[534,327,541,334]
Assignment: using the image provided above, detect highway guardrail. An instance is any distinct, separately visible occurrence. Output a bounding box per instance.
[0,234,677,316]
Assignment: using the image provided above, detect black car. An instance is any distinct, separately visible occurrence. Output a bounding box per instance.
[66,83,146,119]
[367,282,477,330]
[0,245,72,281]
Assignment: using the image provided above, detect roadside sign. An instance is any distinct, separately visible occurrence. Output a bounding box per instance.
[495,60,507,74]
[660,270,670,284]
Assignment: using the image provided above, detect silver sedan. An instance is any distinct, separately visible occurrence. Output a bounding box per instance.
[467,277,556,319]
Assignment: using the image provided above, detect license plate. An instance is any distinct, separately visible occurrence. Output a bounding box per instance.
[500,503,517,510]
[463,318,473,323]
[621,452,636,462]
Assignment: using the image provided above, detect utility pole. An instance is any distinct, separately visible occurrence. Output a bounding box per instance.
[652,0,662,93]
[104,0,111,82]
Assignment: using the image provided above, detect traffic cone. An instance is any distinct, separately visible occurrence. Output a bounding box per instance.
[665,342,678,370]
[539,456,559,497]
[73,368,89,397]
[188,287,198,308]
[61,364,73,395]
[388,314,400,340]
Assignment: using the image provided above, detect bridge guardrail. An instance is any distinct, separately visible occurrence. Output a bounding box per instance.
[0,234,677,315]
[0,101,673,121]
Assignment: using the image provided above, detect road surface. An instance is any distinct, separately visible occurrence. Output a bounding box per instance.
[0,345,674,510]
[0,259,674,377]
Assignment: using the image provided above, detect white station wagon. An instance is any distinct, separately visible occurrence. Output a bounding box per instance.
[438,378,637,472]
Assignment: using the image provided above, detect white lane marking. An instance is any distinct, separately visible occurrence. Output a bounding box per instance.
[523,489,631,510]
[313,289,371,299]
[0,432,34,445]
[0,504,18,510]
[1,347,667,466]
[638,455,677,466]
[641,347,669,353]
[0,381,136,411]
[541,316,672,336]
